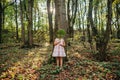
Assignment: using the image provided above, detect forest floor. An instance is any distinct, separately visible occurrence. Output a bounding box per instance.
[0,41,120,80]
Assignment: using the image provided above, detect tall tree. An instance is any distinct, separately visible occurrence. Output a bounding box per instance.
[67,0,78,38]
[20,0,25,45]
[0,1,2,43]
[33,1,37,32]
[54,0,68,61]
[54,0,59,34]
[47,0,53,43]
[116,3,120,39]
[54,0,68,32]
[96,0,112,61]
[78,0,86,37]
[89,0,98,37]
[87,0,93,49]
[94,0,99,32]
[37,8,40,29]
[0,1,14,43]
[27,0,34,47]
[82,0,86,36]
[14,0,19,41]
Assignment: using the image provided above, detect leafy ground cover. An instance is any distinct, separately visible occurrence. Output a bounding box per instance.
[0,42,120,80]
[39,42,120,80]
[0,43,49,80]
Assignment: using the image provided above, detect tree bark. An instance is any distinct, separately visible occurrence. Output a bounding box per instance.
[20,0,25,45]
[82,0,86,36]
[37,8,40,29]
[78,2,81,33]
[47,0,53,43]
[97,0,112,61]
[0,1,14,43]
[94,0,99,31]
[67,0,78,38]
[87,0,93,49]
[0,1,2,43]
[116,4,120,39]
[34,5,37,32]
[2,1,5,29]
[89,0,98,36]
[27,0,34,47]
[54,0,68,33]
[14,0,19,41]
[54,0,58,35]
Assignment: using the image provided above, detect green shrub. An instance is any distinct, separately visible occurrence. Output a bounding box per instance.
[2,29,16,43]
[110,46,120,56]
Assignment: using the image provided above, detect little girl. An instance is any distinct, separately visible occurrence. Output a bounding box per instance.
[52,30,66,68]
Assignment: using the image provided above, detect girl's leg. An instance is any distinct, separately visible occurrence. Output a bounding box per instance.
[56,57,59,67]
[60,57,63,67]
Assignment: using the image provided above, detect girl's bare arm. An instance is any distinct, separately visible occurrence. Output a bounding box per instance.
[60,41,65,47]
[54,40,60,46]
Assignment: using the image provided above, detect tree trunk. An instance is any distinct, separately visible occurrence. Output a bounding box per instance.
[27,0,34,47]
[37,8,40,29]
[89,0,98,36]
[54,0,59,35]
[34,6,37,32]
[54,0,68,61]
[0,1,2,43]
[96,0,112,61]
[71,0,78,38]
[87,18,92,49]
[116,4,120,39]
[20,0,25,45]
[0,1,14,43]
[83,0,87,36]
[87,0,93,49]
[2,1,5,29]
[94,0,99,32]
[47,0,53,43]
[78,2,81,33]
[67,0,78,38]
[14,0,19,41]
[54,0,68,34]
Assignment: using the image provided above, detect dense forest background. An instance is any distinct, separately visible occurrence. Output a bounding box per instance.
[0,0,120,80]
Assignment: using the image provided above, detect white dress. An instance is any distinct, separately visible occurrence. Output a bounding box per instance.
[52,38,66,57]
